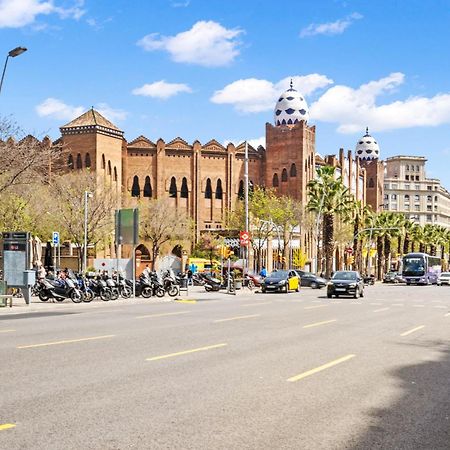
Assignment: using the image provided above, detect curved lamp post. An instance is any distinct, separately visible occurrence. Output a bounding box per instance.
[0,47,27,95]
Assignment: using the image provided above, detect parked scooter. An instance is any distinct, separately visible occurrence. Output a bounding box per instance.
[161,270,180,297]
[38,278,83,303]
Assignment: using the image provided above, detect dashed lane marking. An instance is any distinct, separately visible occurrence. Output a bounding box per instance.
[174,299,197,304]
[0,424,15,431]
[304,305,327,310]
[146,343,227,361]
[17,334,115,349]
[241,301,272,307]
[445,312,450,317]
[287,354,356,382]
[400,325,425,337]
[0,329,15,333]
[413,305,425,308]
[214,314,260,323]
[373,307,390,313]
[433,305,447,309]
[303,319,337,329]
[369,302,382,306]
[136,311,191,319]
[392,303,404,306]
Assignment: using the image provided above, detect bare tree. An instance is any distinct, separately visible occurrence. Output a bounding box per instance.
[0,116,60,194]
[139,198,192,269]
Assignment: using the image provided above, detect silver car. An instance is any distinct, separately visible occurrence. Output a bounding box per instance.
[437,272,450,285]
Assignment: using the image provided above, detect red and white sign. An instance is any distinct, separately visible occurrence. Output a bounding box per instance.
[345,247,353,255]
[239,231,250,246]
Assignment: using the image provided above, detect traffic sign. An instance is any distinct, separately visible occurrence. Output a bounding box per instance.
[52,231,60,246]
[239,230,250,246]
[345,247,353,255]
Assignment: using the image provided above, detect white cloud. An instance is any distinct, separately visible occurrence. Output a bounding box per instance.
[310,72,450,133]
[137,20,243,67]
[36,97,84,121]
[96,103,128,122]
[0,0,85,28]
[300,12,363,37]
[211,74,333,113]
[132,80,192,100]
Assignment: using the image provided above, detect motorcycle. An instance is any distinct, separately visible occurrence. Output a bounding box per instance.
[88,278,112,301]
[202,274,222,292]
[38,278,83,303]
[162,270,180,297]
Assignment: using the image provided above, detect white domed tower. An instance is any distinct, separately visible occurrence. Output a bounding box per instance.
[355,127,380,160]
[274,80,309,126]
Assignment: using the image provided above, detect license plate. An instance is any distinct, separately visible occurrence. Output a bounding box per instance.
[335,288,346,292]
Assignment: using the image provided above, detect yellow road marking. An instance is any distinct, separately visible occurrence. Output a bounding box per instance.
[288,354,356,382]
[146,343,227,361]
[242,301,272,307]
[174,299,197,304]
[17,335,115,349]
[0,423,15,431]
[304,305,327,310]
[136,311,191,319]
[303,319,337,329]
[400,325,425,337]
[373,307,390,313]
[214,314,260,323]
[0,329,15,333]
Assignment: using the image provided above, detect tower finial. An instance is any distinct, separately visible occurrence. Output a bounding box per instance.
[290,78,293,89]
[365,126,369,135]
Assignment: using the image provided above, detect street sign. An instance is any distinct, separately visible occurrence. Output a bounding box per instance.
[239,230,250,247]
[52,231,60,246]
[345,247,353,255]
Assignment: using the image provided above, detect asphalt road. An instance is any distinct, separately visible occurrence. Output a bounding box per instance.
[0,283,449,449]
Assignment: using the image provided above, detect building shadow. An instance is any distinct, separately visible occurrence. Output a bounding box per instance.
[350,340,450,449]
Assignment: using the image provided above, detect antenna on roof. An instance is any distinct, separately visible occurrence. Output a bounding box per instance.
[365,126,369,135]
[290,78,293,89]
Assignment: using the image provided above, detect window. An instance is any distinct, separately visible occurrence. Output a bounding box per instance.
[180,177,188,199]
[415,205,420,211]
[405,175,409,181]
[411,166,414,172]
[404,194,410,201]
[427,214,432,222]
[391,204,398,210]
[67,154,74,169]
[215,179,223,199]
[76,153,82,169]
[414,194,420,201]
[384,194,389,200]
[238,180,244,200]
[416,165,419,171]
[131,176,140,197]
[281,168,288,182]
[391,183,398,189]
[404,184,410,190]
[415,175,419,181]
[169,177,177,198]
[415,184,420,190]
[427,186,432,191]
[85,153,91,168]
[404,204,410,210]
[101,154,105,169]
[435,196,438,201]
[368,178,374,188]
[406,164,409,170]
[391,194,397,200]
[290,163,297,177]
[143,176,152,197]
[205,178,212,199]
[272,173,279,187]
[427,195,432,202]
[427,205,432,211]
[107,161,112,176]
[384,184,388,189]
[113,167,118,182]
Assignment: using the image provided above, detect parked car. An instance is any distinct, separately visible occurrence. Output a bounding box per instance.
[383,271,402,283]
[437,272,450,286]
[294,270,327,289]
[261,270,299,293]
[327,271,364,299]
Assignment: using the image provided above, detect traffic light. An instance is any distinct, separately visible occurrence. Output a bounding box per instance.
[346,255,354,265]
[218,245,234,259]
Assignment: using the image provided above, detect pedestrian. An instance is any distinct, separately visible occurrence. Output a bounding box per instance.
[259,266,267,278]
[187,269,193,286]
[37,263,46,281]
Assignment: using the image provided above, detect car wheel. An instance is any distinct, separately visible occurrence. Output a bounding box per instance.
[353,288,359,299]
[261,288,266,293]
[335,294,339,298]
[310,282,317,289]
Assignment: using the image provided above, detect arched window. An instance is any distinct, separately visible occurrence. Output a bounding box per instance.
[101,154,105,169]
[76,153,82,169]
[180,177,188,198]
[273,173,279,187]
[368,177,375,188]
[205,178,212,199]
[131,176,140,197]
[249,180,254,193]
[85,153,91,168]
[143,176,152,197]
[281,168,288,182]
[238,180,244,200]
[107,161,112,176]
[169,177,177,198]
[67,154,73,169]
[113,167,118,182]
[215,179,223,199]
[406,165,409,171]
[290,163,297,177]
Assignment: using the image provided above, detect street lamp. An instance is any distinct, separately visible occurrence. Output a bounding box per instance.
[83,191,94,274]
[0,47,27,95]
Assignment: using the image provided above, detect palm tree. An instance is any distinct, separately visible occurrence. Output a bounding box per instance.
[402,217,415,254]
[349,200,372,272]
[307,166,353,278]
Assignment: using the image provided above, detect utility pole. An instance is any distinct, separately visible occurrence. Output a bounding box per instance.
[83,191,93,273]
[244,141,249,273]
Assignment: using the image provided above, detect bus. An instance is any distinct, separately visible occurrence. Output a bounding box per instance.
[401,252,441,285]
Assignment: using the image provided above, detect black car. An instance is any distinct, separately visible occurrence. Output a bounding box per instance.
[294,270,327,289]
[327,271,364,299]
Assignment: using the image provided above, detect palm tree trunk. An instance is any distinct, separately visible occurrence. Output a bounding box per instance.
[403,233,409,254]
[384,235,391,273]
[419,242,425,253]
[353,219,359,272]
[377,236,384,281]
[323,213,334,279]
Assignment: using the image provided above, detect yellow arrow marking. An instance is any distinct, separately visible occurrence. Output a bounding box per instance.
[0,424,16,431]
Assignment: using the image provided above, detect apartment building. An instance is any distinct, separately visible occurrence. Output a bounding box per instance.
[384,155,450,227]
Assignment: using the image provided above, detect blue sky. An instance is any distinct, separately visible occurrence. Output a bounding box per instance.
[1,0,450,184]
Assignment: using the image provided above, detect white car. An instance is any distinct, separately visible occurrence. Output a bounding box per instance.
[437,272,450,285]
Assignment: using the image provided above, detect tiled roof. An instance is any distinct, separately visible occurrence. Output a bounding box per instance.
[61,109,121,131]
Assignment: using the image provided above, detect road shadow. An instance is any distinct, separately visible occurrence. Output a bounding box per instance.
[350,341,450,449]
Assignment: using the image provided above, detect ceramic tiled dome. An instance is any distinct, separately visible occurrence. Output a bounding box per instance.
[274,80,309,126]
[355,127,380,160]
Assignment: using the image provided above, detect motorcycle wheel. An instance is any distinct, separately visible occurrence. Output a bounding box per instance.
[205,285,212,292]
[167,285,179,297]
[39,291,49,302]
[110,288,119,301]
[120,288,132,299]
[100,289,111,301]
[82,291,94,303]
[71,290,82,303]
[141,287,152,298]
[156,287,165,298]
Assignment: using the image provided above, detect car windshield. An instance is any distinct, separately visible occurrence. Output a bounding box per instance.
[403,257,425,276]
[332,271,357,281]
[440,272,450,277]
[268,270,288,279]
